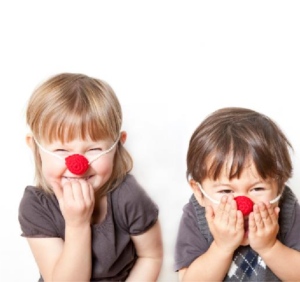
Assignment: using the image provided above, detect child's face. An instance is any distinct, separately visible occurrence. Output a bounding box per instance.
[37,137,117,193]
[192,161,279,246]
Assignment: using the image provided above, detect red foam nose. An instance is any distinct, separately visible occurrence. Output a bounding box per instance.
[65,154,89,175]
[234,196,253,216]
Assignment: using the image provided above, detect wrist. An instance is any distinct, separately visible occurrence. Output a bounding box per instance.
[65,223,91,234]
[211,241,235,258]
[256,239,280,258]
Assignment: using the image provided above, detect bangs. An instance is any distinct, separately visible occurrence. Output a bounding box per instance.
[40,108,119,144]
[205,127,279,181]
[30,76,121,144]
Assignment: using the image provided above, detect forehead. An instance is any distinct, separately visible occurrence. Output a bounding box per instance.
[206,154,260,181]
[206,157,278,188]
[216,163,262,183]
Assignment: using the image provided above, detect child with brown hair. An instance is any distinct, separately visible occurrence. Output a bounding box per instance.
[19,73,163,281]
[175,107,300,281]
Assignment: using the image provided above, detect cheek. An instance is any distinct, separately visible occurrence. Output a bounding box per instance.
[91,156,114,175]
[40,156,66,178]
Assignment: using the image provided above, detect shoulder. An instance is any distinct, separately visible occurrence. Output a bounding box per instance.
[278,186,299,226]
[20,186,52,212]
[19,186,59,216]
[114,174,145,193]
[174,195,210,271]
[179,195,206,234]
[278,186,300,249]
[112,174,156,206]
[19,186,63,238]
[111,174,159,235]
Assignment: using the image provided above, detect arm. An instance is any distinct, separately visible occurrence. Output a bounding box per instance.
[181,196,244,282]
[179,241,234,281]
[27,180,94,281]
[126,220,163,282]
[27,225,91,282]
[249,202,300,281]
[260,240,300,281]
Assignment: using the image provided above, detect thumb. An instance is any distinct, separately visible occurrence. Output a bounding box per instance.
[205,205,215,225]
[274,207,280,217]
[51,182,63,201]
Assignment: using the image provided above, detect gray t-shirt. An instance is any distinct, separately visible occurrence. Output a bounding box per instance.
[19,174,158,281]
[174,187,300,274]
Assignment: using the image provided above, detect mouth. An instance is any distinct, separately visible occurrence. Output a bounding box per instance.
[62,175,93,181]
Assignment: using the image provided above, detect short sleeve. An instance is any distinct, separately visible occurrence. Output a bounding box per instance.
[18,186,64,238]
[114,175,159,235]
[174,201,210,272]
[284,202,300,251]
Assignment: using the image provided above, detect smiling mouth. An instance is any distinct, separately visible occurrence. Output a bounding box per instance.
[63,176,93,181]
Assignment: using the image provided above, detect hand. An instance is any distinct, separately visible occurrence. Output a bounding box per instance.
[52,180,95,228]
[206,195,244,253]
[248,202,280,254]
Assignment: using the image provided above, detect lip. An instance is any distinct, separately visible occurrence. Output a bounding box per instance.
[62,175,93,181]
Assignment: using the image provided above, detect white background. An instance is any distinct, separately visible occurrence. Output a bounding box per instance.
[1,1,300,281]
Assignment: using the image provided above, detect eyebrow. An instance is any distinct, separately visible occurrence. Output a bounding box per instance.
[212,180,266,189]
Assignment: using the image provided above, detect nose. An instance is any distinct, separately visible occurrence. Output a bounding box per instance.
[65,154,89,175]
[234,196,254,216]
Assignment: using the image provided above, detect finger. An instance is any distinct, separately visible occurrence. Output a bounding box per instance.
[228,200,237,228]
[215,195,227,221]
[253,204,264,229]
[236,210,244,231]
[70,181,84,202]
[259,202,272,225]
[51,182,63,201]
[248,212,256,233]
[78,179,91,202]
[222,195,234,224]
[205,205,215,225]
[274,207,280,217]
[89,183,94,201]
[268,204,279,223]
[224,195,234,213]
[63,181,74,201]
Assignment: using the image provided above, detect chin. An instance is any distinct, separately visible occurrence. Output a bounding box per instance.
[241,241,250,246]
[240,233,250,246]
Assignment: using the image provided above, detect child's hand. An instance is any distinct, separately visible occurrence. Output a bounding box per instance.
[52,180,95,228]
[248,202,280,254]
[206,195,244,254]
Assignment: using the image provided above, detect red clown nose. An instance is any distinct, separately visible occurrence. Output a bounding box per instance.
[234,196,254,216]
[65,154,89,175]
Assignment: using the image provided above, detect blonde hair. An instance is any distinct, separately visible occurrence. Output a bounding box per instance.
[26,73,133,194]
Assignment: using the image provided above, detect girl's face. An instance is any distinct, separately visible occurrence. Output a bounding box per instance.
[192,162,279,246]
[37,137,117,193]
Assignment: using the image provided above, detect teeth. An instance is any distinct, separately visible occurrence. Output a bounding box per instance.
[64,176,90,181]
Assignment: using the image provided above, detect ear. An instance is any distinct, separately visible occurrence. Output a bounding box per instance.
[26,133,34,150]
[189,179,206,207]
[120,131,127,145]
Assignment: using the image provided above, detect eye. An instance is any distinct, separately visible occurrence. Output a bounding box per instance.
[89,148,103,151]
[218,189,233,194]
[252,187,265,192]
[55,149,68,152]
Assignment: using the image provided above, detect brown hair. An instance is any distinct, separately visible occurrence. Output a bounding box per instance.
[26,73,133,194]
[187,107,293,192]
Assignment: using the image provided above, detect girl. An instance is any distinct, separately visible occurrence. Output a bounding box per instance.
[19,73,163,281]
[175,107,300,281]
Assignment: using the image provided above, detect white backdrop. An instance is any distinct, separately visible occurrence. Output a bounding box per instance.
[1,1,300,281]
